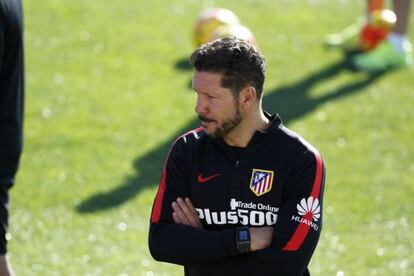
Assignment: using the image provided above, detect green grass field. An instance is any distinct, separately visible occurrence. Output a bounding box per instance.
[10,0,414,275]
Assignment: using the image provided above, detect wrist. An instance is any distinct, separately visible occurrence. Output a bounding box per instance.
[235,226,250,254]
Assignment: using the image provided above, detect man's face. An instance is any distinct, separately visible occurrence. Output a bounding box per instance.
[192,71,242,138]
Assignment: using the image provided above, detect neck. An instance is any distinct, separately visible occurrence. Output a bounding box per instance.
[223,109,269,147]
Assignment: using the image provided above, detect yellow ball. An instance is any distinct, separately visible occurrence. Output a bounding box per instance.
[210,24,257,47]
[193,8,240,47]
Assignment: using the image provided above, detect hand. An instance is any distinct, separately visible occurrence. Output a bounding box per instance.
[249,226,273,251]
[171,197,203,229]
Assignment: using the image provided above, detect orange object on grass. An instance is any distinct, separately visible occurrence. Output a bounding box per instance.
[369,0,384,12]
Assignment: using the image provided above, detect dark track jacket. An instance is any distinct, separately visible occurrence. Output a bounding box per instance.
[149,113,326,276]
[0,0,24,177]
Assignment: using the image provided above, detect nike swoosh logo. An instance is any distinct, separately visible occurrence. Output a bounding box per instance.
[197,173,222,183]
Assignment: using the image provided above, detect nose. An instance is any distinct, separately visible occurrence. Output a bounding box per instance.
[194,96,207,115]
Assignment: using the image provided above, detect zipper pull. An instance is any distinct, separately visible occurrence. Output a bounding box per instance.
[235,160,239,168]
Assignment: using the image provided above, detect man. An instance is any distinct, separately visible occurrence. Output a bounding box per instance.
[148,37,325,275]
[0,0,24,274]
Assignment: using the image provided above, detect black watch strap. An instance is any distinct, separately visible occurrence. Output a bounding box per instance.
[236,226,250,254]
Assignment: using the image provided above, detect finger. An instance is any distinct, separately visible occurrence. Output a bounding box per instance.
[184,198,202,228]
[172,211,182,224]
[177,198,200,228]
[172,201,191,225]
[184,198,198,215]
[172,201,189,223]
[185,198,203,228]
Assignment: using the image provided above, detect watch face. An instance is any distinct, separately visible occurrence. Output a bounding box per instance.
[239,229,249,241]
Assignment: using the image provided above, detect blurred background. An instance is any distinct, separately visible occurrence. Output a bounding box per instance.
[11,0,413,275]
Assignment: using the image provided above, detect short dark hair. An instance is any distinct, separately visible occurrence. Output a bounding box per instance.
[190,37,266,99]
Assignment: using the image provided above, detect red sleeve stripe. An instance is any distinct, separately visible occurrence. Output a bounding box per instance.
[150,161,168,223]
[310,150,324,198]
[150,127,203,223]
[282,149,324,251]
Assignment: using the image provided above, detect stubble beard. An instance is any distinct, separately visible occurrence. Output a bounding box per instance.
[210,106,243,139]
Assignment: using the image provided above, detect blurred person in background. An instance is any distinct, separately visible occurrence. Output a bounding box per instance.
[0,0,24,274]
[326,0,412,72]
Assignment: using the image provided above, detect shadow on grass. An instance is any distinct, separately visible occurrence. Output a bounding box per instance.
[76,55,384,213]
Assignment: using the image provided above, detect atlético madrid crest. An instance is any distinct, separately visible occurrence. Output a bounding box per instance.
[249,169,274,196]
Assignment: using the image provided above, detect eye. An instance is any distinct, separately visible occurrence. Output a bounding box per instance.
[207,93,219,99]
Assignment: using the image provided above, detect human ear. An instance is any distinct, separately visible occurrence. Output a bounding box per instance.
[240,86,256,108]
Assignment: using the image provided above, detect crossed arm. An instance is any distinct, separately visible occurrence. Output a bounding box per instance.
[171,197,274,251]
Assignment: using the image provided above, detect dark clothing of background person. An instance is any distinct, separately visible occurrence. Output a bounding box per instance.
[0,0,24,254]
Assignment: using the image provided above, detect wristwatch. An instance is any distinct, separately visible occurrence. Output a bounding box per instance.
[236,226,250,253]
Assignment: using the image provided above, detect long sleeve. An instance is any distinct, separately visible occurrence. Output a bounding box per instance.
[148,135,239,265]
[243,149,325,275]
[0,0,24,177]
